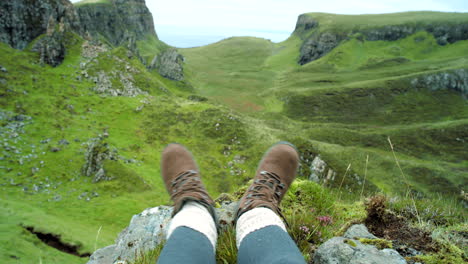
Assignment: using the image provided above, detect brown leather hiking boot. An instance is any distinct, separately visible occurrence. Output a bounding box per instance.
[161,143,216,219]
[236,142,300,223]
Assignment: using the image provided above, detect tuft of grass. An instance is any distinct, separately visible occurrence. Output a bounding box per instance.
[129,243,164,264]
[216,226,237,264]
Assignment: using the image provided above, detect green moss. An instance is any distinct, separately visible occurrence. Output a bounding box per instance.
[409,242,466,264]
[345,239,358,247]
[74,0,111,7]
[358,238,393,250]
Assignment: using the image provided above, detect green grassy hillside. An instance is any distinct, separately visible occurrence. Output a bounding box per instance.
[0,11,467,264]
[180,12,468,198]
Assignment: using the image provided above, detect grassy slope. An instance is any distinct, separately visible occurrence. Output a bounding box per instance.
[298,11,468,31]
[0,11,466,264]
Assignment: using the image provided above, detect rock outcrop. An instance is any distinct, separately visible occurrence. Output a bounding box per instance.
[314,224,406,264]
[82,137,118,182]
[299,32,343,65]
[411,69,468,99]
[149,49,185,81]
[0,0,157,66]
[362,23,468,45]
[314,236,406,264]
[0,0,81,50]
[307,155,337,184]
[31,16,67,67]
[90,70,149,97]
[87,201,238,264]
[75,0,157,46]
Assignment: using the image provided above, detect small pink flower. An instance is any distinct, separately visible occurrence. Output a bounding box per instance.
[299,225,310,233]
[316,215,333,226]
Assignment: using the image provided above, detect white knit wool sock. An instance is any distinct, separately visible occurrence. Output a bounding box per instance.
[236,207,286,248]
[166,201,218,250]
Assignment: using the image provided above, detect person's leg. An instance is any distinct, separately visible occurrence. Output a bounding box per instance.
[235,142,306,264]
[157,201,217,264]
[157,144,218,264]
[236,208,305,264]
[157,226,215,264]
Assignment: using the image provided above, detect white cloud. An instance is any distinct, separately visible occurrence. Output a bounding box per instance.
[71,0,468,47]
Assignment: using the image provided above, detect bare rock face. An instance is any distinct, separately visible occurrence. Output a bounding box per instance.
[411,69,468,99]
[76,0,157,46]
[149,49,185,81]
[298,32,342,65]
[0,0,81,50]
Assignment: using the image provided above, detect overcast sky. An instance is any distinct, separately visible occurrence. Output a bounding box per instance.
[72,0,468,48]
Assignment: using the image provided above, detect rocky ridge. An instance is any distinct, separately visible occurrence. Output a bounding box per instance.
[295,14,468,65]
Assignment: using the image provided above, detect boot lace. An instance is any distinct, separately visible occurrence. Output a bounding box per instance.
[170,170,210,202]
[241,170,288,224]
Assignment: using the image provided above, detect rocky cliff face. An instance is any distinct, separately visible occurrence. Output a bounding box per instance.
[76,0,157,46]
[0,0,158,66]
[0,0,81,50]
[296,15,468,65]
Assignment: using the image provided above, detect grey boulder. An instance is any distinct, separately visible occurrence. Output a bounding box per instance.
[344,224,378,239]
[87,201,238,264]
[314,237,406,264]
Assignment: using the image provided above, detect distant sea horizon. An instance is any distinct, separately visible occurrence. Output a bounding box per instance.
[155,25,292,48]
